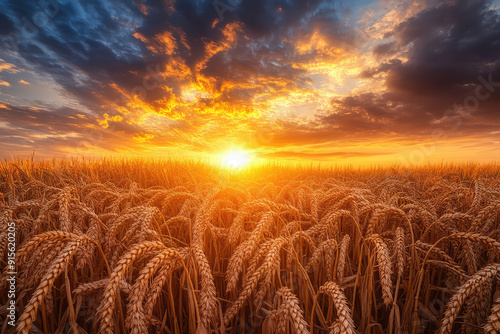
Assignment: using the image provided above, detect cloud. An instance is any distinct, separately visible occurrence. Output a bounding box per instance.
[0,0,352,124]
[0,0,499,162]
[0,59,19,73]
[371,0,500,102]
[132,132,155,143]
[0,12,14,36]
[307,0,500,143]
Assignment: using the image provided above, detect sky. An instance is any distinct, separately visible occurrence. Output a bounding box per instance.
[0,0,499,165]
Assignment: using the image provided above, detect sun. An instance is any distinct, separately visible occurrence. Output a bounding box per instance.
[222,150,251,168]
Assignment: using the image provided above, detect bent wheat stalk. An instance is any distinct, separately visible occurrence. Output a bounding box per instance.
[274,287,309,334]
[17,235,90,334]
[318,281,356,334]
[367,234,393,307]
[440,264,500,334]
[97,241,166,334]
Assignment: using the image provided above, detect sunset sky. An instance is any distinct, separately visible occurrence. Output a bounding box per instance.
[0,0,499,165]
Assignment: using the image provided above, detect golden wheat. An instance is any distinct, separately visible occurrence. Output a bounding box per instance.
[1,160,500,333]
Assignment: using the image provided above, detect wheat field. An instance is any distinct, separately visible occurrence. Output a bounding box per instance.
[1,159,500,334]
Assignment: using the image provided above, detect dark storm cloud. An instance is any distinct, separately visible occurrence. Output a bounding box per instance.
[372,41,397,58]
[0,12,15,35]
[136,0,348,54]
[376,0,500,103]
[235,0,348,38]
[2,0,157,105]
[287,0,500,147]
[360,59,402,78]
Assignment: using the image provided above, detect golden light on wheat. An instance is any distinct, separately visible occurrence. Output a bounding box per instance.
[1,160,500,333]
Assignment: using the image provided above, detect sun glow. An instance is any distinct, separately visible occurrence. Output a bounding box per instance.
[222,150,251,168]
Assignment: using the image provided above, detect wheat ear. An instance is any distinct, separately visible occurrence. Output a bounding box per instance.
[395,227,405,279]
[97,241,166,334]
[191,245,218,331]
[485,297,500,333]
[274,287,309,334]
[17,236,88,334]
[368,234,393,307]
[318,281,356,334]
[126,248,182,334]
[337,234,351,283]
[440,264,500,334]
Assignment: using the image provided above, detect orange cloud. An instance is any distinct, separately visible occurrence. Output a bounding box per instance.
[97,113,123,128]
[0,59,19,73]
[132,132,155,143]
[137,3,148,15]
[198,22,244,71]
[134,28,190,56]
[296,30,344,59]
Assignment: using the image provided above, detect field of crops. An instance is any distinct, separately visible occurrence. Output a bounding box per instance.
[1,160,500,334]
